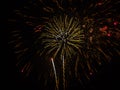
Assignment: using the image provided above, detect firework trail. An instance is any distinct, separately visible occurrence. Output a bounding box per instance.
[8,0,120,90]
[51,58,59,90]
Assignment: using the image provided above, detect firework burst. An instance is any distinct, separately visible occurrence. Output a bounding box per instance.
[8,0,120,90]
[37,15,84,89]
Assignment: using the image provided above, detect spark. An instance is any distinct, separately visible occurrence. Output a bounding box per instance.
[113,21,119,26]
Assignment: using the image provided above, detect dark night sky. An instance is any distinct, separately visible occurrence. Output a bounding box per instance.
[6,49,120,90]
[5,0,120,90]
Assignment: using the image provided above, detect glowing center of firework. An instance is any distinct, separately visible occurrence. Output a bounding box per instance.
[55,32,68,43]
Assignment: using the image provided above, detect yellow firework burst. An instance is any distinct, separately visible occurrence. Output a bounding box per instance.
[38,15,84,89]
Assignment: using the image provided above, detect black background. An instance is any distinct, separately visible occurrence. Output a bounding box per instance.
[5,0,120,90]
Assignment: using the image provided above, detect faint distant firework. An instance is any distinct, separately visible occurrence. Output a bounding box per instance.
[8,0,120,90]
